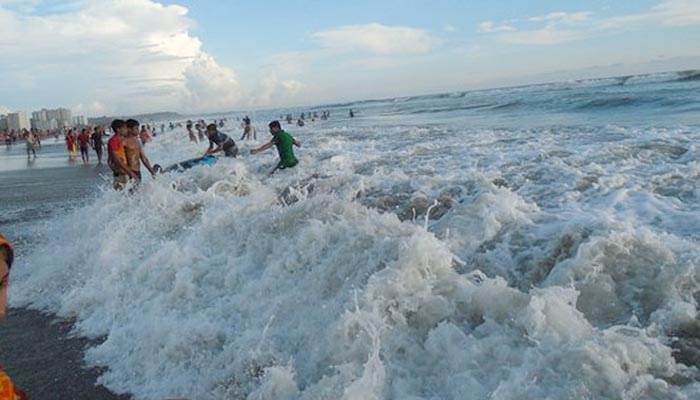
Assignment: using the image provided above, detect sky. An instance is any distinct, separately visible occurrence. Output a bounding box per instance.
[0,0,699,117]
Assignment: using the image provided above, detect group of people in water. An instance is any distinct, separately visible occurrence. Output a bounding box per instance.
[107,118,301,190]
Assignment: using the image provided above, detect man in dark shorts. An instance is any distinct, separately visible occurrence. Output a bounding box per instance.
[251,120,301,175]
[78,128,91,164]
[204,124,238,157]
[91,126,105,164]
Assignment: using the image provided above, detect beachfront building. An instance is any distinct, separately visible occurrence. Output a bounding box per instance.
[7,111,31,131]
[31,107,73,129]
[73,115,86,127]
[0,115,7,131]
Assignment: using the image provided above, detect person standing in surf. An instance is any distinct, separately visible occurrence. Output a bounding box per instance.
[0,233,29,400]
[107,120,136,190]
[24,129,37,159]
[90,126,105,165]
[251,120,301,175]
[123,119,156,183]
[78,128,91,164]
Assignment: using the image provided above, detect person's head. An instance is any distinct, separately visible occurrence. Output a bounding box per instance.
[126,119,139,136]
[111,119,127,136]
[0,233,14,320]
[206,123,217,137]
[268,120,281,135]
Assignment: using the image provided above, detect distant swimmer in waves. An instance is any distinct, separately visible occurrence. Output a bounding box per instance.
[107,119,137,190]
[0,233,29,400]
[123,119,156,183]
[251,120,301,175]
[153,155,217,173]
[205,124,238,157]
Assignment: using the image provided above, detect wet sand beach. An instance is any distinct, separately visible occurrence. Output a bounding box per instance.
[1,142,129,399]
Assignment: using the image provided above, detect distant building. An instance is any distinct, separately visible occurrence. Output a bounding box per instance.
[73,115,86,127]
[0,115,7,131]
[31,107,73,129]
[7,111,31,131]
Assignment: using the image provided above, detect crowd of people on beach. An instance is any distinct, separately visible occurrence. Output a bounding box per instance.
[2,108,359,192]
[0,109,350,398]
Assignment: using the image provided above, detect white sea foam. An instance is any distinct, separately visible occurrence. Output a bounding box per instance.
[9,109,700,399]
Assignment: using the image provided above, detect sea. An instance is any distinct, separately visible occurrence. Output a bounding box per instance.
[3,69,700,399]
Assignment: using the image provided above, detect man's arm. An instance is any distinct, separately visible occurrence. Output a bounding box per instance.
[251,141,273,154]
[204,139,216,155]
[139,149,156,176]
[293,138,301,147]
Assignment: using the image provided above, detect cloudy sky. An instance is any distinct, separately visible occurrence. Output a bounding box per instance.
[0,0,699,116]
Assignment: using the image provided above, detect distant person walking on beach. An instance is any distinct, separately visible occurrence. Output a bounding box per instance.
[0,233,29,400]
[24,129,37,159]
[65,129,77,160]
[251,120,301,175]
[204,124,238,157]
[349,109,355,118]
[78,128,91,164]
[33,129,42,149]
[91,126,105,164]
[124,119,156,183]
[107,120,136,190]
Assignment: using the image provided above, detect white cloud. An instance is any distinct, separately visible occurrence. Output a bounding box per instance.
[312,23,434,55]
[72,101,109,117]
[499,30,582,45]
[478,21,516,33]
[183,53,240,113]
[444,24,458,32]
[529,12,591,24]
[0,0,241,115]
[478,1,700,47]
[248,74,306,107]
[0,105,10,115]
[603,0,700,29]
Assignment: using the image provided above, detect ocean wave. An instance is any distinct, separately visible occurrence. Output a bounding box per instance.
[8,98,700,399]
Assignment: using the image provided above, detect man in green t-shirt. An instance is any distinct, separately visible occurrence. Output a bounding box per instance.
[251,120,301,175]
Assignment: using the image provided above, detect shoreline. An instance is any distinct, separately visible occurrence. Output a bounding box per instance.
[0,307,131,400]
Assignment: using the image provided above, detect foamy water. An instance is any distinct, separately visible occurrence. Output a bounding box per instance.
[9,71,700,399]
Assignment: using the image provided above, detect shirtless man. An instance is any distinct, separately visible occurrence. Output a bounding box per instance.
[123,119,155,183]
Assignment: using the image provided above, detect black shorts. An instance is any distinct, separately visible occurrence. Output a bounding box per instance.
[223,142,238,157]
[80,146,89,154]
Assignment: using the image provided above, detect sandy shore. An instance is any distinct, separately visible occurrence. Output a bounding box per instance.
[0,308,131,400]
[0,144,134,399]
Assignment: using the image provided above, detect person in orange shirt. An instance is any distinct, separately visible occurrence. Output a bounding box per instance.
[0,233,28,400]
[107,120,136,190]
